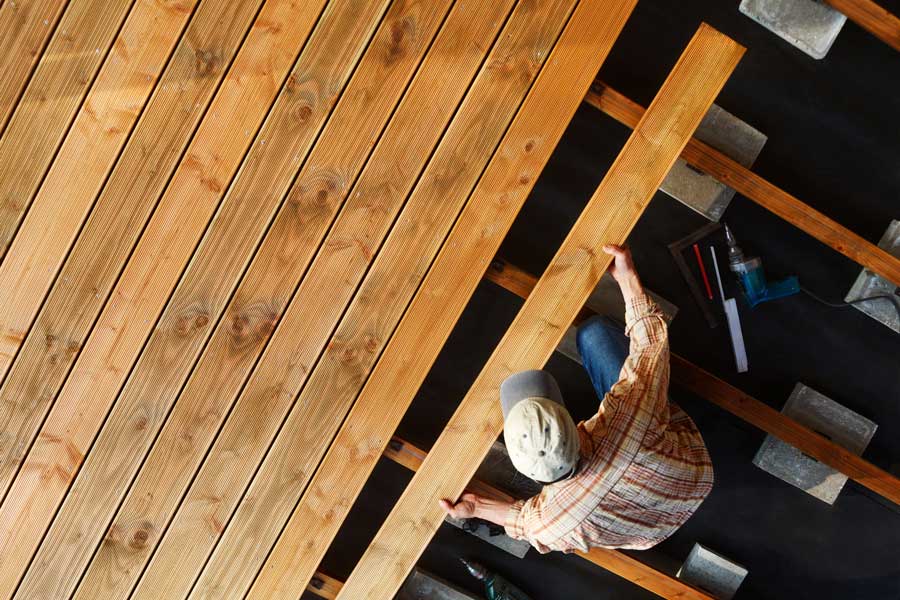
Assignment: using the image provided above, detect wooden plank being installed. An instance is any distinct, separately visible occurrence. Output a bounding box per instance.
[0,0,206,491]
[0,0,327,594]
[485,258,900,507]
[584,82,900,286]
[337,24,744,599]
[245,1,639,598]
[0,0,134,258]
[823,0,900,51]
[0,0,68,132]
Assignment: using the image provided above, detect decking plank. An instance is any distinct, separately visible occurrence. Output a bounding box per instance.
[585,82,900,286]
[0,0,134,259]
[336,23,743,599]
[0,0,325,595]
[0,0,209,498]
[0,0,68,134]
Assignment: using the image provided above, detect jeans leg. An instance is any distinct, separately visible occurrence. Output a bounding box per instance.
[576,316,629,399]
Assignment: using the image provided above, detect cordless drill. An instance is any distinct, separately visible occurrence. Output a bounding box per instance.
[460,558,533,600]
[724,224,799,307]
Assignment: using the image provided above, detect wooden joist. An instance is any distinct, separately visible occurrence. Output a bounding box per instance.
[244,0,638,597]
[0,0,134,258]
[337,24,743,599]
[823,0,900,51]
[485,258,900,507]
[585,82,900,286]
[0,0,68,133]
[0,0,326,594]
[0,0,205,490]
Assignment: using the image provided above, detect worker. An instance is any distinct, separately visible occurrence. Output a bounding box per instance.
[440,245,713,552]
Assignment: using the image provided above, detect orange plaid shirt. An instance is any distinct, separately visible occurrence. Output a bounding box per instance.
[505,294,713,552]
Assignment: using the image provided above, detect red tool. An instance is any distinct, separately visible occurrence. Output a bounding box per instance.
[693,242,713,300]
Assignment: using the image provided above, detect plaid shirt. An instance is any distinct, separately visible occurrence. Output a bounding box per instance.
[505,294,713,552]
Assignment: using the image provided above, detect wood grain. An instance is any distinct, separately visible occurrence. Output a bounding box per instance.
[0,0,133,260]
[584,81,900,286]
[337,24,743,599]
[0,0,202,499]
[0,0,68,133]
[823,0,900,51]
[0,0,322,595]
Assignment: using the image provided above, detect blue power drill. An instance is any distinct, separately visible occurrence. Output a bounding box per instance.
[724,224,799,307]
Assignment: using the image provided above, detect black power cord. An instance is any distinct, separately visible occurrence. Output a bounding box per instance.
[801,286,900,325]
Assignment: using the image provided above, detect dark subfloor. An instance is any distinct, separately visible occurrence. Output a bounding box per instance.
[312,1,900,598]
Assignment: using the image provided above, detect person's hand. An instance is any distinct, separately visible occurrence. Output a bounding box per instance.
[439,493,479,519]
[602,244,643,299]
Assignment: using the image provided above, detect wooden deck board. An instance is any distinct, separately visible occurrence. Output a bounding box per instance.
[336,24,743,599]
[0,0,207,498]
[0,0,134,259]
[0,0,68,134]
[0,0,321,594]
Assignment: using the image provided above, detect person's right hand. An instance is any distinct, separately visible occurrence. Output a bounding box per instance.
[602,244,642,299]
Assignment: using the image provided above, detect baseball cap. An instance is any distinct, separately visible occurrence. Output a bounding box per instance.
[500,370,580,483]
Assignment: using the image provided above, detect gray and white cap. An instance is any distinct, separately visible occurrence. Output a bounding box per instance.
[500,370,580,483]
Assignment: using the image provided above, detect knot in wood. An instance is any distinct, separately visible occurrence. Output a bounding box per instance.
[194,49,219,77]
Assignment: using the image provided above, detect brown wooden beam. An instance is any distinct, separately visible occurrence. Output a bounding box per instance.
[823,0,900,51]
[485,258,900,507]
[584,81,900,286]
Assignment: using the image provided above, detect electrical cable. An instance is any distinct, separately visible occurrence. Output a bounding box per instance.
[801,285,900,324]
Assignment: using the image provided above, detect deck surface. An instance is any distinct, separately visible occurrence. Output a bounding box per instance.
[0,0,619,598]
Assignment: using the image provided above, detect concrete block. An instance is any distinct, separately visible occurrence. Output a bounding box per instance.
[740,0,847,59]
[753,383,878,504]
[677,543,748,600]
[660,104,767,221]
[397,568,479,600]
[845,220,900,333]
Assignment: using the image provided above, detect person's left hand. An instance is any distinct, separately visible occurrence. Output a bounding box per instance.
[439,493,479,519]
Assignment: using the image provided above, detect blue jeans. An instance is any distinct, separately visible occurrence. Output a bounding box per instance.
[576,316,629,400]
